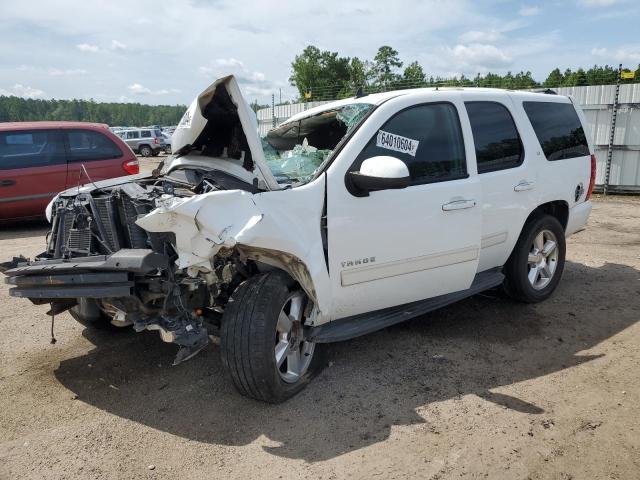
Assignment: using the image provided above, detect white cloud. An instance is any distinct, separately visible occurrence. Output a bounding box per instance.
[0,84,45,99]
[577,0,621,6]
[518,5,541,16]
[447,43,512,70]
[48,68,87,76]
[459,30,503,43]
[76,43,99,52]
[111,39,126,51]
[591,46,640,63]
[128,83,180,95]
[200,58,269,85]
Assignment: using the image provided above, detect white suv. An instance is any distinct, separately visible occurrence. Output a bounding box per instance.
[3,76,595,403]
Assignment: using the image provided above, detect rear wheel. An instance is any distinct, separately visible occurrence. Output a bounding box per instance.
[220,271,323,403]
[503,214,566,303]
[139,145,153,157]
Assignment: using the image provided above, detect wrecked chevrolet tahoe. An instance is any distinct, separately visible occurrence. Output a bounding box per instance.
[2,76,595,402]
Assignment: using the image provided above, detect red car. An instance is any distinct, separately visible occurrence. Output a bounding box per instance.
[0,121,139,221]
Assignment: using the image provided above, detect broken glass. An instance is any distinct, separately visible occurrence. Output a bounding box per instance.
[263,103,374,185]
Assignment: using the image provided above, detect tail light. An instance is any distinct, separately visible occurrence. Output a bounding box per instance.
[122,159,139,175]
[153,137,159,145]
[586,154,596,200]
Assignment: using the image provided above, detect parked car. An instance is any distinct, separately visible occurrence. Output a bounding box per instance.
[121,128,166,157]
[0,121,138,221]
[2,76,595,402]
[162,132,172,154]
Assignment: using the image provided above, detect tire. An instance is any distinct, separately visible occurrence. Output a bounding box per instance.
[220,271,324,403]
[139,145,153,157]
[503,214,566,303]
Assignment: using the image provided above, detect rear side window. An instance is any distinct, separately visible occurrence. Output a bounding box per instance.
[465,102,523,173]
[66,130,123,162]
[523,101,589,161]
[141,130,152,138]
[126,131,140,139]
[0,130,65,170]
[354,103,467,184]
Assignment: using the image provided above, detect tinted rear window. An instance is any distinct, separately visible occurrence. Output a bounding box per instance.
[66,130,123,162]
[0,130,65,170]
[523,101,589,161]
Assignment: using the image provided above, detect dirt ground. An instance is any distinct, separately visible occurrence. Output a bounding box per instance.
[0,193,639,480]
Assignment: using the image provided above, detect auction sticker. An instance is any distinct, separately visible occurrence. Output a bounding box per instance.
[376,130,419,157]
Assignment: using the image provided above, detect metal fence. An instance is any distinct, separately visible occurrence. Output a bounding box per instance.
[257,68,640,193]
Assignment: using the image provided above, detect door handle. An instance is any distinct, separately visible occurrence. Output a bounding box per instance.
[514,180,535,192]
[0,179,16,187]
[442,199,477,211]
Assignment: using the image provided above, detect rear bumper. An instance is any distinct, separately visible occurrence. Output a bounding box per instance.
[4,249,168,300]
[566,200,592,236]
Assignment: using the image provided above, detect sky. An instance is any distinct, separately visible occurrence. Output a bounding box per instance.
[0,0,638,106]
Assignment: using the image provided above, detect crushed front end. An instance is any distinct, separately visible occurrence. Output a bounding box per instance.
[2,175,254,364]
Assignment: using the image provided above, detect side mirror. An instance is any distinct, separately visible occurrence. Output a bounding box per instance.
[348,156,410,195]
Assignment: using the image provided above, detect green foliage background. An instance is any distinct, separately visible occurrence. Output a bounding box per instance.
[289,45,640,101]
[0,96,186,126]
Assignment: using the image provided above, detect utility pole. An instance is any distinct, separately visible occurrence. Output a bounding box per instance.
[604,63,622,196]
[271,93,276,128]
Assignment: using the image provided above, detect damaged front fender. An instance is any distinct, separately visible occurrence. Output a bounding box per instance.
[136,176,331,322]
[136,190,264,270]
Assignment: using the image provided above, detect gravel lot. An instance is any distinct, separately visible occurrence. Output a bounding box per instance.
[1,191,639,479]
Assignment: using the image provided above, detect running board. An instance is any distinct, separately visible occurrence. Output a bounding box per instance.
[307,269,504,343]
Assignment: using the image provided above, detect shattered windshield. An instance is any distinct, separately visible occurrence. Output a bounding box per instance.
[262,103,374,185]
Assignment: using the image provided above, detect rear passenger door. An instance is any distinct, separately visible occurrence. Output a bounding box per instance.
[64,129,125,185]
[0,129,67,220]
[462,94,536,271]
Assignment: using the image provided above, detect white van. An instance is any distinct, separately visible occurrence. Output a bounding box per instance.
[3,76,595,403]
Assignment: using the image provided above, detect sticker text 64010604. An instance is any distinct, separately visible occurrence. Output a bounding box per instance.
[376,130,419,157]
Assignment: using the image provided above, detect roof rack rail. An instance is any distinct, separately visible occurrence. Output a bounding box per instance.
[530,88,558,95]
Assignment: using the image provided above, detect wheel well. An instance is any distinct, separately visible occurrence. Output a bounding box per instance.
[138,144,151,150]
[526,200,569,231]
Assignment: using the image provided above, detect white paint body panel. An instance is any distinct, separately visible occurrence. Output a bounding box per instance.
[325,92,482,320]
[135,83,593,326]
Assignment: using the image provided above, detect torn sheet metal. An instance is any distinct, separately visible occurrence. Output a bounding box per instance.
[136,176,332,320]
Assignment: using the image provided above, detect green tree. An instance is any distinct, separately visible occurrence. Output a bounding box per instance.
[0,96,186,125]
[402,61,426,87]
[372,46,403,88]
[289,45,351,100]
[544,68,564,87]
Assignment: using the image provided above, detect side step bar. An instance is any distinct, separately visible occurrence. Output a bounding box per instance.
[307,269,504,343]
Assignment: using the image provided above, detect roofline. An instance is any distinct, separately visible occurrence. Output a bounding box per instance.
[0,121,110,130]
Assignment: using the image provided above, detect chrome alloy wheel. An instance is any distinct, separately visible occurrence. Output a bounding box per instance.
[274,292,315,383]
[527,229,559,290]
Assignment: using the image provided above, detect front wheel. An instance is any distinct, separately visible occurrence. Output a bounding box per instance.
[220,271,323,403]
[503,214,566,303]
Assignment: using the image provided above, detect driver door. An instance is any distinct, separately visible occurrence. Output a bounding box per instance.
[326,97,482,320]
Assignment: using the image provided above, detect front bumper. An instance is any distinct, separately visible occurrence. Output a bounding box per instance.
[4,249,168,300]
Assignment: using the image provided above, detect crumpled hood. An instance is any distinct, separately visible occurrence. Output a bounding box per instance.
[170,75,280,191]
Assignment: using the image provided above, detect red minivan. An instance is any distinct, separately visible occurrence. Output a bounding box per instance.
[0,122,139,221]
